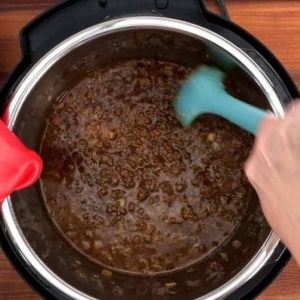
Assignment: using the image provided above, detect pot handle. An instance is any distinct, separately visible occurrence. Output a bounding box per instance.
[0,120,43,204]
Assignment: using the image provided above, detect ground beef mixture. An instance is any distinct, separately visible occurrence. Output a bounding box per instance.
[41,59,252,276]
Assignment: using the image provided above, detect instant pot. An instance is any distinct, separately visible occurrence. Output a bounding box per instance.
[0,0,299,299]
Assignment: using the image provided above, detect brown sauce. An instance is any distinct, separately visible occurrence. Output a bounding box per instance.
[41,59,252,276]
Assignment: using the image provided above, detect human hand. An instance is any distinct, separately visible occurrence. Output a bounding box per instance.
[245,101,300,264]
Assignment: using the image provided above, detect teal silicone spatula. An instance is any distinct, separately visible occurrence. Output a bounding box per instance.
[174,65,269,135]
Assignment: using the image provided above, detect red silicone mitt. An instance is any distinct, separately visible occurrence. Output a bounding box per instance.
[0,120,43,204]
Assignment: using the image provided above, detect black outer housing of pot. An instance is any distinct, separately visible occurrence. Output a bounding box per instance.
[0,0,298,299]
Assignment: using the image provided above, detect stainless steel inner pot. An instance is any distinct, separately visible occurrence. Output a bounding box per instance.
[2,17,284,300]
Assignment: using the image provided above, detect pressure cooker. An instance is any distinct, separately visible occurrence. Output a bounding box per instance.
[0,1,299,299]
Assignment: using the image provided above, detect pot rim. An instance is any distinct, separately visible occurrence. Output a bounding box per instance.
[2,16,284,300]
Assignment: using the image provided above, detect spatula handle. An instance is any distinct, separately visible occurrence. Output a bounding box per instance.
[212,92,268,135]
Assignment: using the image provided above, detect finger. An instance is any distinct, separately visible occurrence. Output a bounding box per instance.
[244,157,260,191]
[271,102,300,164]
[252,115,281,165]
[244,116,280,187]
